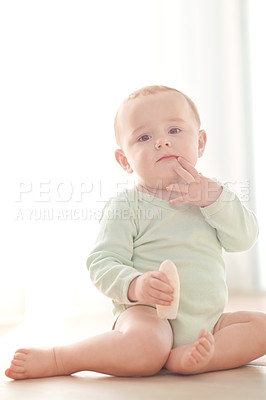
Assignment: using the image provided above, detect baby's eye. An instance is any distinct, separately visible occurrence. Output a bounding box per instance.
[169,128,181,134]
[138,134,151,142]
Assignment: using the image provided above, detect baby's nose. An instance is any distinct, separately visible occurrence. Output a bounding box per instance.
[155,138,172,150]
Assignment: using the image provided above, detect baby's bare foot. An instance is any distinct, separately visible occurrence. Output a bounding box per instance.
[5,347,65,380]
[181,330,215,373]
[165,329,215,375]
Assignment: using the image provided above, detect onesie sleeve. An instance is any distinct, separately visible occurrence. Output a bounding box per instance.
[200,185,259,252]
[87,194,141,304]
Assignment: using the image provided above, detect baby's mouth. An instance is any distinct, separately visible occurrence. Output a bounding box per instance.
[156,155,179,163]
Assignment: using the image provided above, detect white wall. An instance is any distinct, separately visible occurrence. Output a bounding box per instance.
[247,0,266,290]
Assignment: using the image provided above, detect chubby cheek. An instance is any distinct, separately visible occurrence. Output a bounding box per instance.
[183,154,198,167]
[126,150,150,176]
[179,143,198,166]
[134,156,153,177]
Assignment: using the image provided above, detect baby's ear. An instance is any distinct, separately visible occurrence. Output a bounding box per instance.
[115,149,133,173]
[198,130,207,158]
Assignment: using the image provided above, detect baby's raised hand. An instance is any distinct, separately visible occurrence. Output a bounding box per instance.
[166,157,222,207]
[127,271,174,305]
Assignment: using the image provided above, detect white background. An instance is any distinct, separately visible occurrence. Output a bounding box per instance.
[0,0,265,325]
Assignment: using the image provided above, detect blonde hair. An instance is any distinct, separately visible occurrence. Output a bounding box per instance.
[114,85,201,145]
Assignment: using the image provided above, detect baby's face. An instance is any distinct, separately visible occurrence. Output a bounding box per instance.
[115,91,206,190]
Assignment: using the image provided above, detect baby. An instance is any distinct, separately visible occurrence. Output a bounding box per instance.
[5,85,266,379]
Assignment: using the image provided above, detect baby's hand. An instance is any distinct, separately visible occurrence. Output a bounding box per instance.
[166,157,222,207]
[128,271,174,305]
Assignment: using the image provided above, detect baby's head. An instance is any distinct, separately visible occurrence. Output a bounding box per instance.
[114,86,201,146]
[114,85,206,191]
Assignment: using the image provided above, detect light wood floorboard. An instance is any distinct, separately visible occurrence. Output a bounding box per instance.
[1,293,265,400]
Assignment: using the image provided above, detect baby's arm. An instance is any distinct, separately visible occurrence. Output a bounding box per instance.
[88,196,176,307]
[166,156,258,251]
[87,197,141,304]
[200,185,258,251]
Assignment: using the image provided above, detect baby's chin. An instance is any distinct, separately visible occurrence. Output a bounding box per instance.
[155,174,184,188]
[136,169,185,192]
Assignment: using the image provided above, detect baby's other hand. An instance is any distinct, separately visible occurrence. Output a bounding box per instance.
[166,157,222,207]
[128,271,174,305]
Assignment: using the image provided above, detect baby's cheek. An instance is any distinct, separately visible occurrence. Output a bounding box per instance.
[183,149,198,166]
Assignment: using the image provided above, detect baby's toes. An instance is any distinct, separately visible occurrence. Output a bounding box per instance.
[11,358,25,368]
[202,330,214,343]
[205,331,215,344]
[198,329,208,338]
[5,368,25,380]
[199,337,213,352]
[190,347,204,363]
[10,364,26,373]
[195,342,209,357]
[14,352,27,362]
[199,330,214,346]
[15,348,29,356]
[183,351,196,367]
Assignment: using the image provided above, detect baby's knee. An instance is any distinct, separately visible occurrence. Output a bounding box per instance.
[214,310,266,334]
[126,332,172,376]
[250,312,266,345]
[252,311,266,329]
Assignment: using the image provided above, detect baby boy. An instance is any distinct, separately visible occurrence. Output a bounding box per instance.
[5,86,266,379]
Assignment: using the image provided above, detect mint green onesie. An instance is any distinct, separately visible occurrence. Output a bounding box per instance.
[87,186,258,348]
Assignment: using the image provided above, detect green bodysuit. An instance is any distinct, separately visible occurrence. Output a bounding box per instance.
[87,186,258,348]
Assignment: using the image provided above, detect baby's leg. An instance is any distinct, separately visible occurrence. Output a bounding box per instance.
[166,310,266,375]
[205,310,266,371]
[5,306,173,380]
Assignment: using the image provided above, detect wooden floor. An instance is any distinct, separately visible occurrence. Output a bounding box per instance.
[0,293,265,400]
